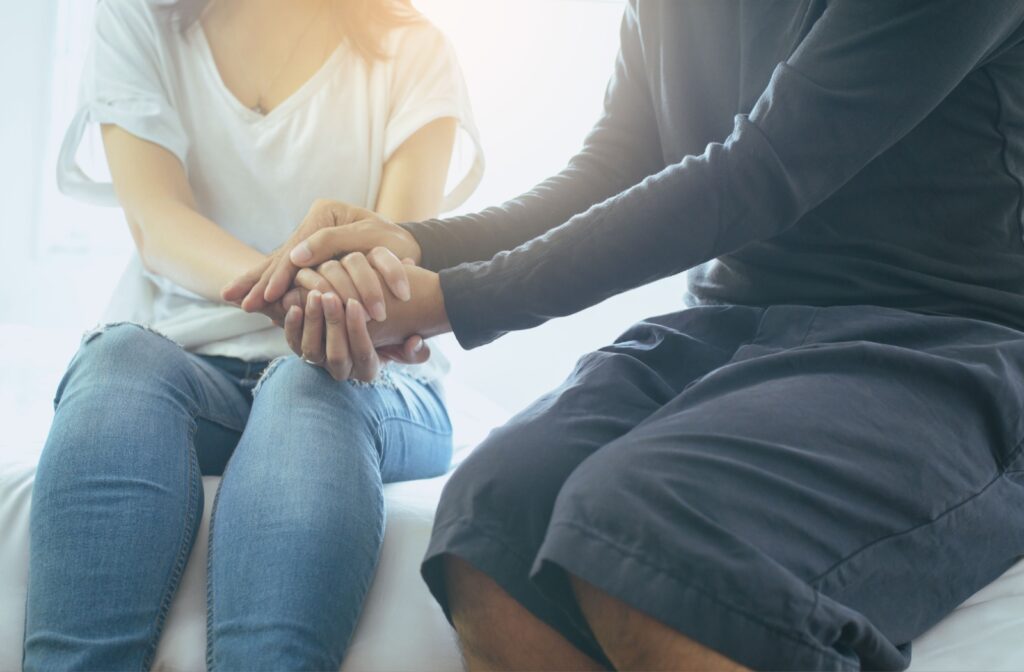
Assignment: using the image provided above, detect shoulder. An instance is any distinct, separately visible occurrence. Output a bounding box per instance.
[93,0,173,50]
[385,15,454,64]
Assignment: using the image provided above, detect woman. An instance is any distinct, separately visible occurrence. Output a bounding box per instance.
[24,0,481,669]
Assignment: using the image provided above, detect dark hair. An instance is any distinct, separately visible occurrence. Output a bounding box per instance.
[165,0,419,61]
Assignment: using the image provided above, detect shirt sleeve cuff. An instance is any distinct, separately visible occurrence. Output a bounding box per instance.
[439,264,500,350]
[399,219,450,272]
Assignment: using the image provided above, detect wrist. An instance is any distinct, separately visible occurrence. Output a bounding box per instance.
[417,268,450,338]
[368,267,449,346]
[396,221,432,269]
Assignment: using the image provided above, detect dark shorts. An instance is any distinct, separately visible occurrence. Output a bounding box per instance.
[421,304,1024,671]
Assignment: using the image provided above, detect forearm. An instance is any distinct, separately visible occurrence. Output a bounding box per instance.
[401,154,649,271]
[132,199,265,302]
[437,119,794,349]
[102,123,267,303]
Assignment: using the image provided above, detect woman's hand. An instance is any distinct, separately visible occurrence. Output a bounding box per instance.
[293,248,414,323]
[220,199,421,313]
[285,266,450,382]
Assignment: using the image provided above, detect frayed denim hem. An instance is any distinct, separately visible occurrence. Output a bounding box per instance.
[82,321,181,348]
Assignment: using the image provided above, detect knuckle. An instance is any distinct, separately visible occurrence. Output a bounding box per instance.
[342,251,365,268]
[311,198,332,214]
[322,259,341,273]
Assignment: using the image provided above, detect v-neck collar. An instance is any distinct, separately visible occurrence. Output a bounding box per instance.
[190,24,346,126]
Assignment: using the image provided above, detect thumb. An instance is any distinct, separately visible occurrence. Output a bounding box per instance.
[289,227,365,268]
[401,336,431,364]
[222,258,271,303]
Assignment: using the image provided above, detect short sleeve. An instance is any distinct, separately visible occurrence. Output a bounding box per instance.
[57,0,189,207]
[383,20,484,213]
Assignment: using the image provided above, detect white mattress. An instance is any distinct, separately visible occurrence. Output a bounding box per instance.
[1,458,1022,671]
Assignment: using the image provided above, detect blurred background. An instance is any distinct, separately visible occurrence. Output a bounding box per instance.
[0,0,686,464]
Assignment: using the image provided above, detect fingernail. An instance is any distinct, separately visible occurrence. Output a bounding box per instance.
[323,293,341,317]
[370,301,387,322]
[290,242,312,264]
[396,281,411,302]
[412,338,424,353]
[348,298,370,323]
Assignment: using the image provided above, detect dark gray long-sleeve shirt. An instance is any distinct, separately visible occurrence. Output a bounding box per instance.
[402,1,1024,349]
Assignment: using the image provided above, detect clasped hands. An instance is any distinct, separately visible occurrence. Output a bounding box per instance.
[221,200,449,382]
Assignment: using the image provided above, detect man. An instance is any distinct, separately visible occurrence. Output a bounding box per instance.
[225,1,1024,668]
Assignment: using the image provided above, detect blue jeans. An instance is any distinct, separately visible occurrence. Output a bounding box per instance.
[23,323,452,671]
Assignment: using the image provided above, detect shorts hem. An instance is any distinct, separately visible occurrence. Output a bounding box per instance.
[531,519,860,672]
[421,517,614,668]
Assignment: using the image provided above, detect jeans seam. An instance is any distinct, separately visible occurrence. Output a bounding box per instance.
[375,414,454,437]
[206,420,252,671]
[142,415,202,670]
[205,462,225,671]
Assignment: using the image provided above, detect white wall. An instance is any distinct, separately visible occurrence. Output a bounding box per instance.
[0,1,58,319]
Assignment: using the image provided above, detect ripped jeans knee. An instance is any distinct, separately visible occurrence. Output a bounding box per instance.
[252,355,396,399]
[81,321,180,348]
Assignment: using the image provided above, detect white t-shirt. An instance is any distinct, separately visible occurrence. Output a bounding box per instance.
[57,0,483,377]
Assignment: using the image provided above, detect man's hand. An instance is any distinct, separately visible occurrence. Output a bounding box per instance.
[221,199,421,313]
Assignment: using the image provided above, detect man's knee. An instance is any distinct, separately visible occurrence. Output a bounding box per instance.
[444,555,533,655]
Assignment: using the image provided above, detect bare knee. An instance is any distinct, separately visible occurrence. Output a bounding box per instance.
[571,574,748,672]
[445,555,520,651]
[445,556,604,671]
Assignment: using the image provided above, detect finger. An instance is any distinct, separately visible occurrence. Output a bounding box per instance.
[368,246,411,302]
[346,299,379,382]
[261,301,287,325]
[375,345,404,363]
[284,305,304,355]
[342,253,387,322]
[381,336,430,365]
[296,268,334,294]
[289,227,367,268]
[316,260,359,301]
[242,260,278,312]
[301,291,326,366]
[402,335,431,364]
[263,255,300,305]
[282,287,306,312]
[401,258,416,266]
[222,257,271,304]
[322,292,352,381]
